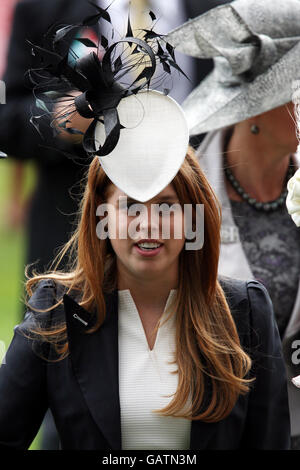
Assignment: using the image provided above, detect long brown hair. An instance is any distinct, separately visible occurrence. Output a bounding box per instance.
[25,147,253,422]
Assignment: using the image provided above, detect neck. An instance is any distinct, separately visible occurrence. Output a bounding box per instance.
[225,124,293,202]
[117,263,178,314]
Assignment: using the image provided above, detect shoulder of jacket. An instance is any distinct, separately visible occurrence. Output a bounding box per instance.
[17,279,67,334]
[219,276,248,307]
[219,276,269,307]
[244,279,275,330]
[219,277,275,343]
[219,277,270,341]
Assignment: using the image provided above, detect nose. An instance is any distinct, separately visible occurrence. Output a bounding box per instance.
[137,203,160,239]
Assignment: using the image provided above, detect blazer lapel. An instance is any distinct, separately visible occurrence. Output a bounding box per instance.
[63,289,121,450]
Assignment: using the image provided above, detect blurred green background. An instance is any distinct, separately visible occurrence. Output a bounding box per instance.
[0,157,42,449]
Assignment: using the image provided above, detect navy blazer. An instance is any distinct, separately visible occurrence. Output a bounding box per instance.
[0,278,290,450]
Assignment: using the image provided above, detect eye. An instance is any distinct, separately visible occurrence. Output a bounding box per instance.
[152,202,181,213]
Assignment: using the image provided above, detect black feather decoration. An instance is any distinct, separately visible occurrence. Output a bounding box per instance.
[28,3,187,159]
[100,34,108,49]
[166,42,176,61]
[149,11,156,21]
[87,2,112,23]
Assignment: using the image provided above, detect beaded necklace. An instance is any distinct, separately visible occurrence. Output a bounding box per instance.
[224,155,295,212]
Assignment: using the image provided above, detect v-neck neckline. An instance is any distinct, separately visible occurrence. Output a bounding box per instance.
[118,289,177,352]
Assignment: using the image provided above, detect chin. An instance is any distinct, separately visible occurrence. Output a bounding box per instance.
[132,263,166,279]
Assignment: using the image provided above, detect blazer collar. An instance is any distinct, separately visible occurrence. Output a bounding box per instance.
[63,289,220,450]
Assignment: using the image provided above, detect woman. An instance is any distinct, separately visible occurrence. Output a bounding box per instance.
[0,144,291,450]
[167,0,300,448]
[0,5,290,450]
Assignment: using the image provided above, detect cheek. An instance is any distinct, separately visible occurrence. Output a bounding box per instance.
[173,211,185,237]
[165,214,185,255]
[162,238,185,267]
[165,211,185,241]
[282,107,297,135]
[107,208,130,239]
[109,238,124,258]
[106,208,131,258]
[169,239,185,256]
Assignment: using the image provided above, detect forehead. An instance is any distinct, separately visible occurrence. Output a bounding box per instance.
[107,183,178,202]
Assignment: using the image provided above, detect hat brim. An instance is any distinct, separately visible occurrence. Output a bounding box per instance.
[183,42,300,135]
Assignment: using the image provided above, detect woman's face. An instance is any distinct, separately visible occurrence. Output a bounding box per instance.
[253,102,298,151]
[104,183,185,283]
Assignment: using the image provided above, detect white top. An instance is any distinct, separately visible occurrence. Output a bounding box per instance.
[118,289,192,450]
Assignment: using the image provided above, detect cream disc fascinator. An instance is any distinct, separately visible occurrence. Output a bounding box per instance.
[96,90,188,202]
[166,0,300,135]
[28,3,189,201]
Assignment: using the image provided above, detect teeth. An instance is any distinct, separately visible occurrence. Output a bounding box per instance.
[138,242,161,249]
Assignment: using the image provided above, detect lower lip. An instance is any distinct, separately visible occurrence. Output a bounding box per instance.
[134,244,164,257]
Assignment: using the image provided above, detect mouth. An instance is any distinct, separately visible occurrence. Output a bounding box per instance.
[133,239,164,257]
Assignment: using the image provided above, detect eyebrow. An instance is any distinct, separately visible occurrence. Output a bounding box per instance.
[152,196,179,203]
[123,195,179,204]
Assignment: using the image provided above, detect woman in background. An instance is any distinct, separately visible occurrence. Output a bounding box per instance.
[167,0,300,448]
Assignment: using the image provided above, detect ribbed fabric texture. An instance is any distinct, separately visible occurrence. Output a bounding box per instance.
[118,289,191,450]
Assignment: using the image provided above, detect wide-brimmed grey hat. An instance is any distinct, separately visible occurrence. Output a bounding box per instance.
[166,0,300,135]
